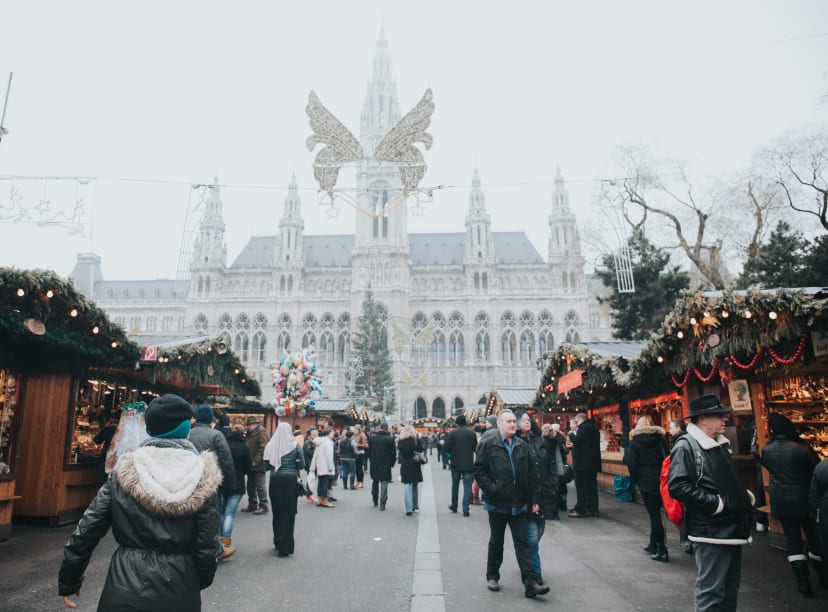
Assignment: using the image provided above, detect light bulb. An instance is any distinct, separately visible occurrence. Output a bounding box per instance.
[16,288,24,297]
[744,310,752,319]
[46,290,54,298]
[769,311,778,320]
[721,310,729,318]
[657,356,664,363]
[69,309,78,317]
[677,331,685,339]
[690,317,697,325]
[92,326,99,334]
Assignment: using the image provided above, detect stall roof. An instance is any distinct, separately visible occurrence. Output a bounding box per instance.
[493,389,538,405]
[577,341,647,361]
[313,399,353,413]
[131,335,211,348]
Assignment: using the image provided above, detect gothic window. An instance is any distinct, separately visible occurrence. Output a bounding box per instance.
[218,313,232,331]
[162,316,173,332]
[278,313,291,330]
[338,332,350,364]
[501,330,517,365]
[146,317,158,332]
[570,271,577,291]
[235,313,250,331]
[287,275,293,291]
[205,277,210,294]
[432,397,446,419]
[452,397,465,416]
[539,330,554,356]
[254,313,268,330]
[252,332,267,363]
[301,331,316,349]
[519,310,535,329]
[448,311,464,329]
[564,310,580,327]
[500,311,516,328]
[371,182,391,239]
[197,277,203,294]
[475,331,490,362]
[234,332,250,363]
[519,330,535,364]
[319,331,334,365]
[193,313,208,334]
[302,313,317,330]
[474,272,479,289]
[565,329,580,344]
[337,313,351,330]
[277,331,291,354]
[449,331,464,365]
[475,311,490,328]
[538,309,554,328]
[280,275,285,292]
[412,312,427,333]
[482,272,488,290]
[414,397,427,420]
[375,303,389,325]
[562,271,568,290]
[431,311,446,329]
[431,331,446,366]
[320,312,334,330]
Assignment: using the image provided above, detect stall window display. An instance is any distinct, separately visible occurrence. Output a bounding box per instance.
[67,376,155,466]
[0,370,22,476]
[765,374,828,459]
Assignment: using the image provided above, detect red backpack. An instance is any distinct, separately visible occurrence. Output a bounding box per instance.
[659,436,703,528]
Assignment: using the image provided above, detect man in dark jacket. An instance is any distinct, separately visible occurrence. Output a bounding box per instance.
[761,413,822,597]
[473,410,549,599]
[566,413,601,517]
[368,422,396,510]
[189,405,236,494]
[59,394,220,611]
[244,415,270,514]
[445,415,478,517]
[809,457,828,589]
[668,394,754,612]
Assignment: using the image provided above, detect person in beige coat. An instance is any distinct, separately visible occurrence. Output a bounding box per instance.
[310,429,337,508]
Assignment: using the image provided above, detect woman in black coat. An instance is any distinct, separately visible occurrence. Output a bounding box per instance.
[761,413,821,597]
[219,424,252,559]
[809,457,828,589]
[59,394,220,611]
[398,425,424,516]
[626,416,669,562]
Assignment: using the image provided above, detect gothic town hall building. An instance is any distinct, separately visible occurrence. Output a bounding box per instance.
[69,32,612,422]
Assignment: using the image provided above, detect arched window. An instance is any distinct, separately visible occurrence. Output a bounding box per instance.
[565,310,580,327]
[252,332,267,363]
[452,397,464,416]
[218,313,232,331]
[539,330,554,355]
[570,270,577,291]
[337,312,351,331]
[500,310,516,328]
[301,331,316,349]
[320,312,335,330]
[277,332,291,354]
[475,331,490,362]
[338,332,350,364]
[449,331,464,365]
[414,397,427,419]
[474,272,480,289]
[431,331,446,366]
[234,332,250,363]
[519,330,535,364]
[432,397,446,419]
[319,331,334,365]
[448,311,464,329]
[197,277,203,294]
[287,275,293,291]
[565,329,580,344]
[254,313,268,330]
[280,275,285,292]
[235,313,250,331]
[302,312,317,330]
[482,272,488,290]
[501,330,516,365]
[205,277,210,294]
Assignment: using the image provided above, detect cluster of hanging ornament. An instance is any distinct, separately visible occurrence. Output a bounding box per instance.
[271,348,324,416]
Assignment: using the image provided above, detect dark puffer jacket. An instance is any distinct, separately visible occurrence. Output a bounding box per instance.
[520,431,558,519]
[189,422,236,492]
[668,424,752,545]
[761,434,820,519]
[809,458,828,544]
[626,425,668,495]
[226,432,252,496]
[570,418,602,472]
[58,438,221,611]
[473,433,539,509]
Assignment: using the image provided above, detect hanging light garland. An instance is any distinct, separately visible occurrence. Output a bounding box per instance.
[768,334,808,365]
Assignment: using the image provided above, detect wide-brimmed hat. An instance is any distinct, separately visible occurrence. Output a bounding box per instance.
[689,394,732,418]
[246,415,262,425]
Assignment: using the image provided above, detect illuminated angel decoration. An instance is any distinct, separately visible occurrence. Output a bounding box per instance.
[391,319,435,365]
[306,89,434,198]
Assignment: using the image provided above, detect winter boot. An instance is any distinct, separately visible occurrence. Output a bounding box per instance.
[643,535,657,554]
[650,544,669,563]
[349,475,355,489]
[791,559,814,597]
[218,537,235,560]
[812,556,828,589]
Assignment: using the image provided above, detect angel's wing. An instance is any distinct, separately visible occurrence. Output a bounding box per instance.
[374,89,434,194]
[415,372,429,388]
[403,370,415,386]
[391,320,410,357]
[413,321,436,353]
[306,91,364,194]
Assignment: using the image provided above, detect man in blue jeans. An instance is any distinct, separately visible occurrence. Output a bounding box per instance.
[445,415,478,517]
[473,410,549,599]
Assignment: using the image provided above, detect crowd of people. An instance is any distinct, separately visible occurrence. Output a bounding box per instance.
[56,392,828,610]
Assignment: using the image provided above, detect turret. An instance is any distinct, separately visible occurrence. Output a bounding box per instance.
[278,173,304,263]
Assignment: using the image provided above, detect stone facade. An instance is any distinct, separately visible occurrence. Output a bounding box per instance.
[70,31,612,422]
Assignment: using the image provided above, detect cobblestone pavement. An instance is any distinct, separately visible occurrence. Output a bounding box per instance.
[1,460,826,611]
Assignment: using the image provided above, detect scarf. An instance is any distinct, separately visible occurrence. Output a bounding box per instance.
[263,422,297,472]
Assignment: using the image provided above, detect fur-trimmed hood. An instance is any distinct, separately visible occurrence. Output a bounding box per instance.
[115,438,222,517]
[629,425,666,440]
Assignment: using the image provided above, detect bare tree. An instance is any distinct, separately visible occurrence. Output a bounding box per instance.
[766,131,828,232]
[601,148,778,291]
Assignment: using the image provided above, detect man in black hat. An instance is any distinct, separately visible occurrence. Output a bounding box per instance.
[243,415,270,514]
[668,394,754,612]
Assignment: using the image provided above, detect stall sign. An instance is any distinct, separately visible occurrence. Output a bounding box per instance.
[727,379,752,414]
[140,346,158,362]
[812,331,828,358]
[558,369,584,394]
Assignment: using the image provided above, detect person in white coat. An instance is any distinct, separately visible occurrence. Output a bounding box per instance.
[310,429,337,508]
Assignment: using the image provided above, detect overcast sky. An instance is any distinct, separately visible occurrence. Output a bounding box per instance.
[1,1,827,281]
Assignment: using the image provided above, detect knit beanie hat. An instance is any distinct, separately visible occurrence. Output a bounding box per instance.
[145,394,194,438]
[194,404,214,424]
[217,413,231,428]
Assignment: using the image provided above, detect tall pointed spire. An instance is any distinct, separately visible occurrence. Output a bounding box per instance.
[192,180,226,268]
[279,173,304,263]
[465,168,494,263]
[361,25,400,141]
[469,167,486,213]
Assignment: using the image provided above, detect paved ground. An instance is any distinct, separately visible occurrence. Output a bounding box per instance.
[1,459,826,611]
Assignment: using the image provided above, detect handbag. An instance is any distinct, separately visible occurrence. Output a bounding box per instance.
[413,451,428,465]
[296,475,306,497]
[560,463,575,484]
